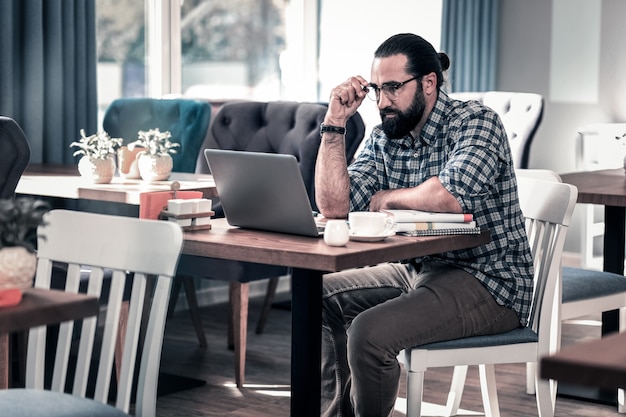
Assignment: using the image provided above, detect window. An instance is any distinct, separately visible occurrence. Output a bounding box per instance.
[96,0,442,129]
[180,0,287,102]
[96,0,292,120]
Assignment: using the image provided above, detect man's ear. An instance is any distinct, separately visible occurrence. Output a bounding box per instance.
[422,72,437,95]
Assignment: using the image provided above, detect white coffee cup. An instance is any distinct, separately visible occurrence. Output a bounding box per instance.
[348,211,394,236]
[324,220,350,246]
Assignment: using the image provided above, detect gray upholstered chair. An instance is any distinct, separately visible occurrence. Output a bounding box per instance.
[449,91,544,169]
[176,100,366,387]
[0,116,31,199]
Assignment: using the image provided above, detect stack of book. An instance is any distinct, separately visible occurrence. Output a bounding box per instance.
[382,209,480,236]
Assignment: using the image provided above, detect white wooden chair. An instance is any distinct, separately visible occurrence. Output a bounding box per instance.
[0,210,183,416]
[516,169,626,413]
[399,176,578,417]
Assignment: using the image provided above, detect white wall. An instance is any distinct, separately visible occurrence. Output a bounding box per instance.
[318,0,443,137]
[497,0,626,253]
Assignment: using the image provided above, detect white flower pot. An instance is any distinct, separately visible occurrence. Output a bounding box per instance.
[0,246,37,307]
[78,155,116,184]
[0,247,37,290]
[137,153,173,181]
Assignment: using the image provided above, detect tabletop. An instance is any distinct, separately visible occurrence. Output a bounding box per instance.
[16,164,216,205]
[541,331,626,391]
[0,287,99,389]
[561,168,626,206]
[182,218,492,272]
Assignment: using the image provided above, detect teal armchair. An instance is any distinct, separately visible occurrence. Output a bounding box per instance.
[103,98,211,173]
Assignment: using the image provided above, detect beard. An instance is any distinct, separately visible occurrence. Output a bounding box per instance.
[380,88,426,139]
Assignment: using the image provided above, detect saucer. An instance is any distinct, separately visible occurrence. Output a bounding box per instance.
[349,230,395,242]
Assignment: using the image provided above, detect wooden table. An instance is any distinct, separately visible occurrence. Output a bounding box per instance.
[0,288,99,388]
[16,164,216,205]
[560,168,626,404]
[541,331,626,391]
[183,218,491,417]
[561,168,626,334]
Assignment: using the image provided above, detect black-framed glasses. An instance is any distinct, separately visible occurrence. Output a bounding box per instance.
[364,76,420,102]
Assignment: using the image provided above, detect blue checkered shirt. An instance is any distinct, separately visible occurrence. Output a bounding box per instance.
[348,92,534,325]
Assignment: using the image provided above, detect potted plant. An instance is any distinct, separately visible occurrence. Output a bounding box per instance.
[0,198,49,306]
[128,128,180,181]
[70,129,123,184]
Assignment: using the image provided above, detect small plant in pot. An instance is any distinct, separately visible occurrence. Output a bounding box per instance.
[127,128,180,181]
[0,198,49,306]
[70,129,123,184]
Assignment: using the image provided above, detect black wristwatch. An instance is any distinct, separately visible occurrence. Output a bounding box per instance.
[320,123,346,137]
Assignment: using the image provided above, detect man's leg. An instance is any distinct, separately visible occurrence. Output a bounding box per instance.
[347,262,521,417]
[321,263,415,417]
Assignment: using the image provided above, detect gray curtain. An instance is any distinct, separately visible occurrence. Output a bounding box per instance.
[441,0,498,92]
[0,0,97,164]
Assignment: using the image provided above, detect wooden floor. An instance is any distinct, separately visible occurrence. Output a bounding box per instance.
[157,294,621,416]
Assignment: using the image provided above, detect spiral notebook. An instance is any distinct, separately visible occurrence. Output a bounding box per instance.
[400,227,482,237]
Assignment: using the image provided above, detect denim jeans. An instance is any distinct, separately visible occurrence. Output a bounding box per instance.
[320,261,521,417]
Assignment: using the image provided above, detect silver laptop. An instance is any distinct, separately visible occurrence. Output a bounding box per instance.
[204,149,324,237]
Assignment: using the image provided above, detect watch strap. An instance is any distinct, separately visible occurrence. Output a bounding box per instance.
[320,123,346,137]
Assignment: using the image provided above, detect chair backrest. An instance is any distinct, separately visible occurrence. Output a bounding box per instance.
[515,168,561,183]
[103,98,212,173]
[0,117,31,199]
[27,210,183,416]
[516,176,577,350]
[450,91,544,169]
[195,100,366,212]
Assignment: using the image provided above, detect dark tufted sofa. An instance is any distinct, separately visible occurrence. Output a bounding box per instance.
[195,100,365,212]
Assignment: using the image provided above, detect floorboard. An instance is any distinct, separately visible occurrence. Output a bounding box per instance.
[157,294,621,416]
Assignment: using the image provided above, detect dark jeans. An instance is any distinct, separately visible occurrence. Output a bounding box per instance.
[321,261,521,417]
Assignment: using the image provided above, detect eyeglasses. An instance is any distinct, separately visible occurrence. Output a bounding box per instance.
[364,76,421,102]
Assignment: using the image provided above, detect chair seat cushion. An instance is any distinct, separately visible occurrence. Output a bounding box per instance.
[412,326,538,350]
[562,266,626,302]
[0,389,129,416]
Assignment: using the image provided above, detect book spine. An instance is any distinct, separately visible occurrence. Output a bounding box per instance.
[395,221,476,233]
[383,210,473,223]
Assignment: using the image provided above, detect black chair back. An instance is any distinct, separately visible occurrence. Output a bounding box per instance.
[0,117,31,199]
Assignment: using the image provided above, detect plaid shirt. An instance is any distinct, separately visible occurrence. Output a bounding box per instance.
[348,92,534,325]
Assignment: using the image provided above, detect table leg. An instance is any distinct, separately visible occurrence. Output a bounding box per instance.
[602,205,625,335]
[0,332,8,389]
[290,268,322,417]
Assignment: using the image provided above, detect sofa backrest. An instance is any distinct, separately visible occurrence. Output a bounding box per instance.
[195,100,366,212]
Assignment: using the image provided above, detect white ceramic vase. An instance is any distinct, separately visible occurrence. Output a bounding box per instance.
[0,247,37,291]
[137,153,173,181]
[78,155,116,184]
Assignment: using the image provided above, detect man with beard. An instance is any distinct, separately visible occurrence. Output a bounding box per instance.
[314,33,533,417]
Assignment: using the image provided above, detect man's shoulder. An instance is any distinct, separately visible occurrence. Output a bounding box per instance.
[444,92,497,121]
